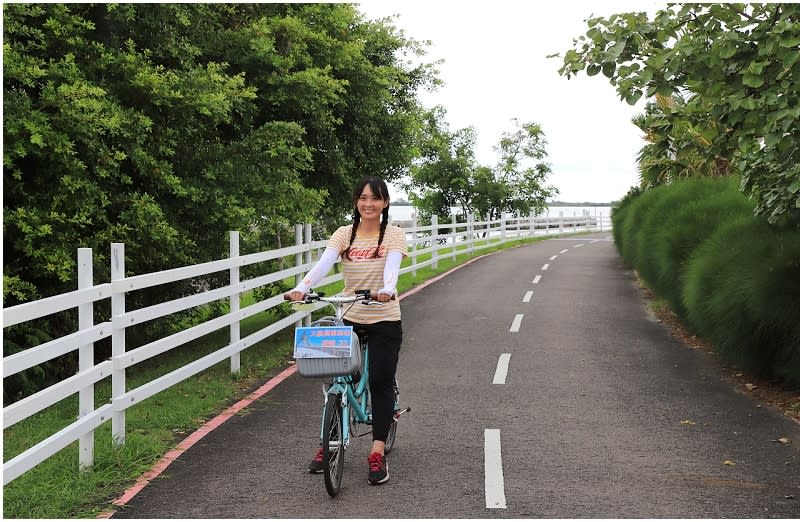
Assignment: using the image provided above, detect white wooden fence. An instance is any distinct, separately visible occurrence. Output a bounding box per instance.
[2,212,609,484]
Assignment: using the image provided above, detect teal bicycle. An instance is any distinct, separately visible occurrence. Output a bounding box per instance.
[286,289,410,497]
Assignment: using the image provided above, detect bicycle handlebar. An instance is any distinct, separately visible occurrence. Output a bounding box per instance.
[283,290,395,304]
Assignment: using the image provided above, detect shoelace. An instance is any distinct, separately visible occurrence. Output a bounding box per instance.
[367,453,385,472]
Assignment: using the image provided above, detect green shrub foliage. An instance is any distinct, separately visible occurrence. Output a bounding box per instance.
[656,186,754,319]
[618,185,663,266]
[615,177,800,386]
[633,178,725,293]
[682,218,800,384]
[611,185,641,253]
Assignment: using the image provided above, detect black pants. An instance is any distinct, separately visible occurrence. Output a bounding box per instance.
[345,320,402,443]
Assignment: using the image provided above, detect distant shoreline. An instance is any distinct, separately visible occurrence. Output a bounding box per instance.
[391,201,617,207]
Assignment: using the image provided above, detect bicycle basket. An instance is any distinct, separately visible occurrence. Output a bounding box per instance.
[294,326,362,377]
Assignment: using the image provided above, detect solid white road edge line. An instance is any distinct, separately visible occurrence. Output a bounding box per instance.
[492,353,511,385]
[485,429,507,509]
[509,314,524,332]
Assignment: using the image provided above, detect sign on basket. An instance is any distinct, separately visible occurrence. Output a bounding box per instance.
[293,326,354,359]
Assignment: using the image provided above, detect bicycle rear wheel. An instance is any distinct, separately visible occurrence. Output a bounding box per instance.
[322,393,345,497]
[384,378,399,454]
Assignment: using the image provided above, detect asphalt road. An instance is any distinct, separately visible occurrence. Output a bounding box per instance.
[111,233,800,518]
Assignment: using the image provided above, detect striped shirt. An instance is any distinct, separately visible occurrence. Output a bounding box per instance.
[329,224,408,324]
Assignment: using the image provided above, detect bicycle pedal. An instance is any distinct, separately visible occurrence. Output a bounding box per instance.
[393,407,411,419]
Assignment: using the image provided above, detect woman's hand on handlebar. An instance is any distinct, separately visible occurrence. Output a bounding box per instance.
[374,291,394,303]
[284,290,306,302]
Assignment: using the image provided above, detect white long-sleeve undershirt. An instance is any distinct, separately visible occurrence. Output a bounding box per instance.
[292,247,339,295]
[379,251,403,297]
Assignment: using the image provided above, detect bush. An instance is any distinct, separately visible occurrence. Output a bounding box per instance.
[611,185,641,254]
[682,217,800,384]
[617,186,663,266]
[633,178,729,295]
[655,186,754,319]
[613,177,800,386]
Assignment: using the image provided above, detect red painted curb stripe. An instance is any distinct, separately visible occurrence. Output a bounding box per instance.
[99,250,495,517]
[99,365,297,518]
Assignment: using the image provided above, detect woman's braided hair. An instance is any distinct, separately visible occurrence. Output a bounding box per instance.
[343,177,390,260]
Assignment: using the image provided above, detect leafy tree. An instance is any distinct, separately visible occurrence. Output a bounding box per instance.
[3,3,434,398]
[406,106,478,221]
[406,109,556,222]
[559,3,800,227]
[631,93,722,189]
[492,118,556,219]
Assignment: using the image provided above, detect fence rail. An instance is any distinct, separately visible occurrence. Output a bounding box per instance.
[2,212,610,484]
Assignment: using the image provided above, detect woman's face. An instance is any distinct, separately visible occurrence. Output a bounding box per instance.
[356,183,388,221]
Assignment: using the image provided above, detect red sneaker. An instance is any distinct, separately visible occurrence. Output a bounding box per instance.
[367,452,389,485]
[308,447,324,474]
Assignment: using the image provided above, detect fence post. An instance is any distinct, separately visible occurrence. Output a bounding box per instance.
[111,243,126,445]
[229,231,240,374]
[528,212,534,237]
[456,214,462,257]
[294,224,303,329]
[545,210,550,235]
[77,248,94,470]
[558,211,564,234]
[431,214,439,270]
[304,224,312,327]
[411,213,418,278]
[468,213,475,254]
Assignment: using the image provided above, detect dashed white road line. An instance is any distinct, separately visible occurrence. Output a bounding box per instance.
[532,275,542,284]
[522,290,534,303]
[574,243,584,248]
[541,263,550,271]
[509,314,524,332]
[560,248,569,254]
[492,354,511,384]
[549,255,558,261]
[484,429,507,509]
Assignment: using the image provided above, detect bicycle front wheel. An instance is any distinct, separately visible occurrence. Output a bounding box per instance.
[384,378,399,454]
[322,393,345,497]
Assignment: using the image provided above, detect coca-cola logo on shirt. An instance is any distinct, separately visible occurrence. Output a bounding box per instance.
[348,245,385,260]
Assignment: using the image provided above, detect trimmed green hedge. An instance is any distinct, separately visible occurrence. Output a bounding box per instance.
[612,177,800,386]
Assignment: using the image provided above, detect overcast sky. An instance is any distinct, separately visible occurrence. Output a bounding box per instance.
[358,0,663,203]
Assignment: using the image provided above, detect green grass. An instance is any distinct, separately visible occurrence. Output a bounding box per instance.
[3,231,582,518]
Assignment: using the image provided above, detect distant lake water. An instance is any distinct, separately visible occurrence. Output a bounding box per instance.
[389,205,613,223]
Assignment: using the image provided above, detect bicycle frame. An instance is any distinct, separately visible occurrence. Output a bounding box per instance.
[319,341,370,449]
[307,297,373,449]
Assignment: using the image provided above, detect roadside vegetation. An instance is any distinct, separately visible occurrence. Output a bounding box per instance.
[561,4,800,399]
[612,177,800,387]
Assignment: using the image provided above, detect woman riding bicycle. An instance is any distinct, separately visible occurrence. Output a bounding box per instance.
[286,176,408,485]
